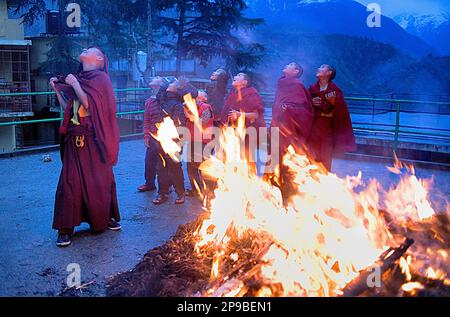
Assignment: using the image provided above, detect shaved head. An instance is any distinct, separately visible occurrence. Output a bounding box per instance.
[283,62,304,78]
[149,77,164,87]
[196,90,208,102]
[80,47,105,69]
[232,72,251,88]
[316,64,337,81]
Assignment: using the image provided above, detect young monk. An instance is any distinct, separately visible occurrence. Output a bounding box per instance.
[206,68,229,124]
[152,78,198,205]
[184,90,214,199]
[271,62,314,153]
[307,64,356,171]
[270,62,314,205]
[138,77,166,193]
[50,46,120,247]
[220,73,266,173]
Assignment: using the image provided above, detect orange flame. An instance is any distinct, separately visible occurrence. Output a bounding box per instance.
[154,97,448,297]
[153,117,182,162]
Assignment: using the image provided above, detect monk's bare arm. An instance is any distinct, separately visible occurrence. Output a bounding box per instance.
[72,83,89,109]
[55,90,67,109]
[65,74,89,108]
[49,77,67,109]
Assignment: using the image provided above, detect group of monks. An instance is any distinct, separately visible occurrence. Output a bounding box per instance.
[49,47,355,247]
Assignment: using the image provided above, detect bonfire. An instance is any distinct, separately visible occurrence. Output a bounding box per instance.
[107,96,450,297]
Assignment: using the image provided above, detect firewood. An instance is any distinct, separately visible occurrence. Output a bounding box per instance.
[342,238,415,297]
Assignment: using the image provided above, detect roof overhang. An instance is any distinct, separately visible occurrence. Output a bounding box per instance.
[0,39,32,46]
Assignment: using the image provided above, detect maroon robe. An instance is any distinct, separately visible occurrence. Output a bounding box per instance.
[307,81,356,171]
[221,86,266,130]
[221,86,266,173]
[271,76,314,153]
[53,68,120,232]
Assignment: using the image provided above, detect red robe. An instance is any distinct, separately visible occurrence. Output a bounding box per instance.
[53,69,120,232]
[221,86,266,173]
[143,97,161,140]
[271,76,314,153]
[186,101,214,144]
[307,81,356,171]
[221,86,266,130]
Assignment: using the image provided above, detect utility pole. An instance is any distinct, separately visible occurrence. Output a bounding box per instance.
[175,1,186,76]
[145,0,154,79]
[58,0,65,36]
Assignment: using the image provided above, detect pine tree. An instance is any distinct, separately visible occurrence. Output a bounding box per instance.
[157,0,265,75]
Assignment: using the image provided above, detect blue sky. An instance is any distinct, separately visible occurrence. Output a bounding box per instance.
[355,0,450,17]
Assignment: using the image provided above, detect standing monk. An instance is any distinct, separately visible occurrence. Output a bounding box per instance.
[206,68,229,125]
[152,78,198,205]
[307,65,356,171]
[184,90,214,199]
[138,77,166,193]
[271,62,313,154]
[221,73,266,174]
[50,47,121,247]
[270,62,314,204]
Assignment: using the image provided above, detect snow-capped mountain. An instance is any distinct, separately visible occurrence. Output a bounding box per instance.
[245,0,436,57]
[394,13,450,55]
[394,14,447,31]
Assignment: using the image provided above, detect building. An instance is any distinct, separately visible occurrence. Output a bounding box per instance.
[0,0,32,153]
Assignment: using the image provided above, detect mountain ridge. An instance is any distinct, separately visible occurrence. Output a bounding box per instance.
[245,0,437,58]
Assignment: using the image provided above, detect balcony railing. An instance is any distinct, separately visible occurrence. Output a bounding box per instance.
[0,89,449,157]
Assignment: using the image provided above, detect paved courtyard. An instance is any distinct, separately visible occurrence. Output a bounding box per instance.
[0,139,448,296]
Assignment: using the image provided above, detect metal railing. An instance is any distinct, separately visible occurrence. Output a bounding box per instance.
[344,96,450,151]
[1,89,449,154]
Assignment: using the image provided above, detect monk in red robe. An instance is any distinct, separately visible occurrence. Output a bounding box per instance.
[50,47,121,247]
[138,77,166,193]
[307,65,356,172]
[221,73,266,174]
[184,90,214,199]
[271,62,314,153]
[270,62,314,204]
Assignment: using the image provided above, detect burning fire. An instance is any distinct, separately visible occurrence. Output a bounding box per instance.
[153,95,449,297]
[153,116,182,162]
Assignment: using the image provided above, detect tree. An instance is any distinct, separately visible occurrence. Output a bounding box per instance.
[79,0,168,82]
[10,0,160,78]
[157,0,265,75]
[10,0,265,79]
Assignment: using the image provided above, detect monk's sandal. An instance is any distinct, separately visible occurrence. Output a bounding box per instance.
[56,234,72,247]
[107,219,122,231]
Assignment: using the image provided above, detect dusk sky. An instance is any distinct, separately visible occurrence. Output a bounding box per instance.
[355,0,450,17]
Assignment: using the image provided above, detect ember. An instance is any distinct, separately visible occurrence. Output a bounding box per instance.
[107,114,450,297]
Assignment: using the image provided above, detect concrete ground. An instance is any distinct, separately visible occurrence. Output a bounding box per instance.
[0,139,449,297]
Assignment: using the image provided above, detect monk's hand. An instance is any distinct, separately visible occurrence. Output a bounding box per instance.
[65,74,80,88]
[229,110,239,121]
[145,137,151,148]
[312,97,322,107]
[49,77,58,90]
